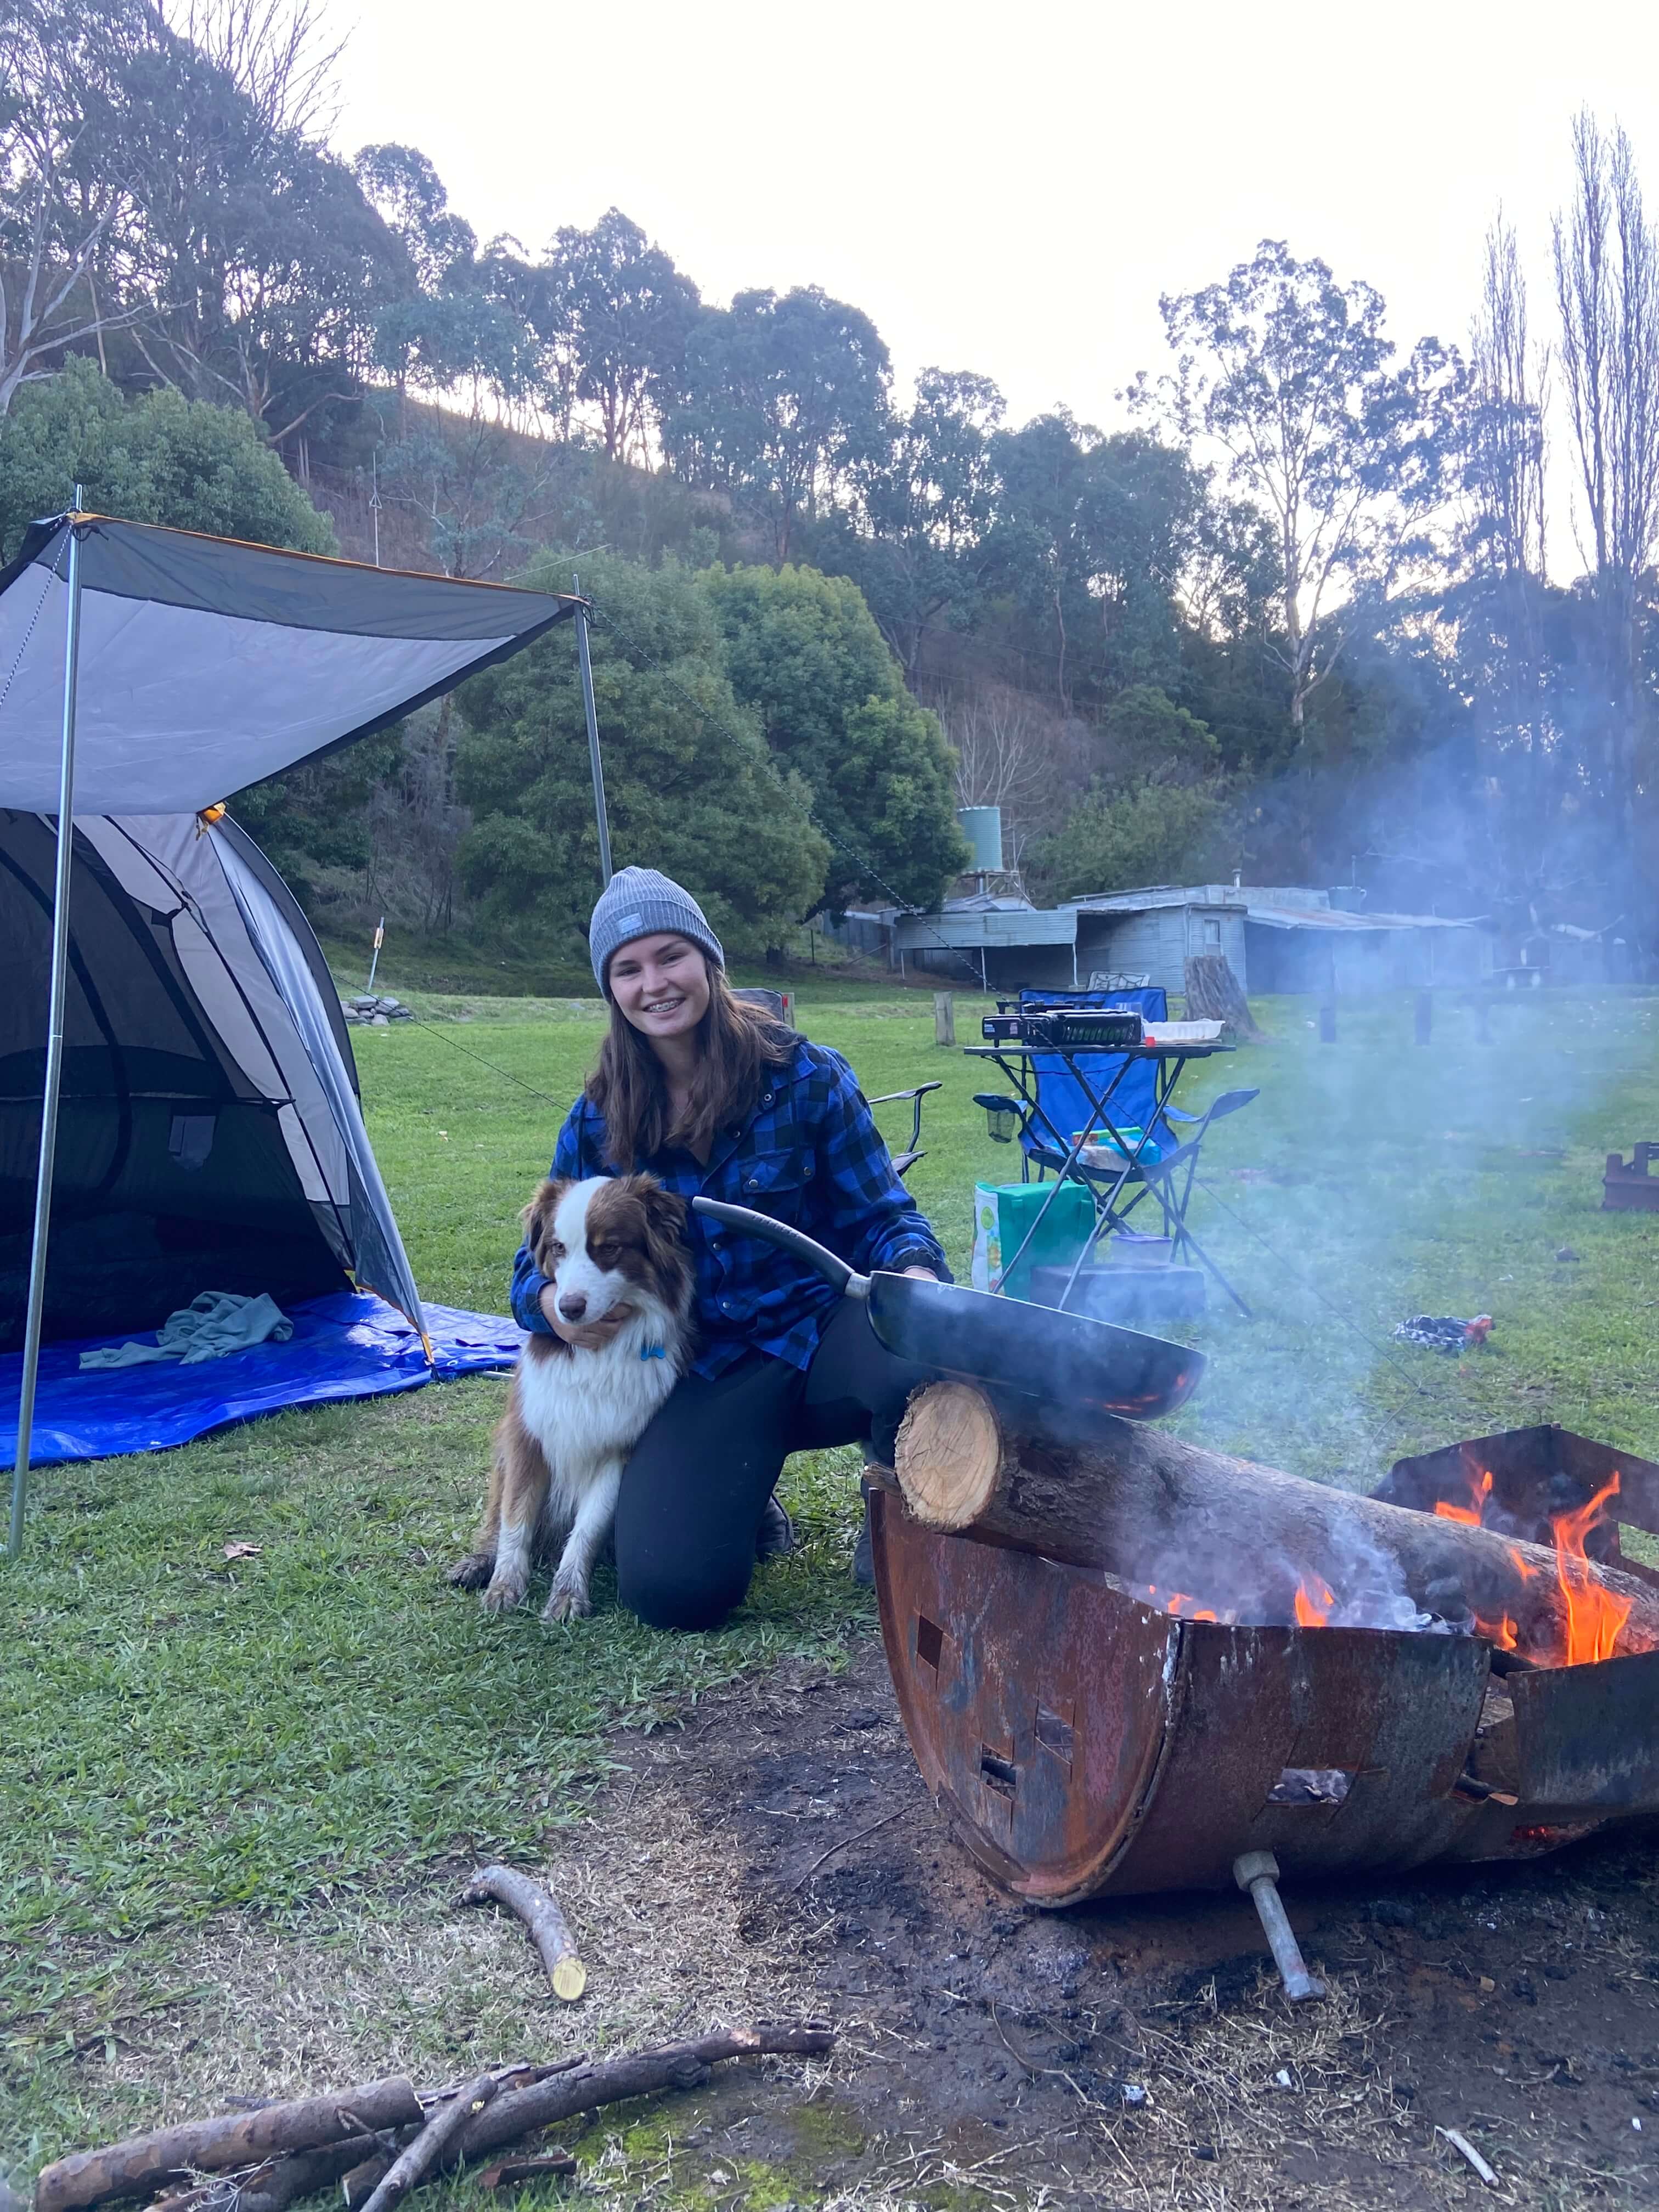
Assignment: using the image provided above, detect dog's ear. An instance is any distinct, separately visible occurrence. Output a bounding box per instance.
[522,1178,567,1252]
[636,1178,687,1239]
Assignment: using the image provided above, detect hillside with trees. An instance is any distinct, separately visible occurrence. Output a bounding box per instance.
[6,0,1659,972]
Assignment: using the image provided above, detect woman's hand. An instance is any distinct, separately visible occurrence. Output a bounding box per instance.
[901,1266,939,1281]
[539,1282,636,1352]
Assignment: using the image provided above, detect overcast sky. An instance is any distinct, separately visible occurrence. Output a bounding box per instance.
[333,0,1659,572]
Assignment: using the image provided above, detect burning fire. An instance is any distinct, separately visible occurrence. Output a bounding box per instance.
[1433,1469,1493,1527]
[1552,1475,1633,1665]
[1137,1466,1632,1667]
[1294,1575,1335,1628]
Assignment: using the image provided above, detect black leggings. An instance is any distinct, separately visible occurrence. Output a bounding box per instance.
[613,1299,931,1631]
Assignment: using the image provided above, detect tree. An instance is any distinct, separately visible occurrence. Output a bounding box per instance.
[0,352,334,557]
[353,142,476,294]
[1552,111,1659,826]
[1450,212,1553,868]
[852,368,1003,674]
[1145,240,1461,731]
[699,562,967,911]
[0,0,149,414]
[1031,779,1232,902]
[983,413,1205,708]
[540,207,698,463]
[112,3,399,450]
[665,286,890,561]
[456,551,830,953]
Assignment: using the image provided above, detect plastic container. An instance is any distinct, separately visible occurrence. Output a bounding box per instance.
[970,1181,1096,1304]
[1075,1125,1165,1167]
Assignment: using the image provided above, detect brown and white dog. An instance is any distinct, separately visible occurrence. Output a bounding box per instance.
[448,1175,694,1621]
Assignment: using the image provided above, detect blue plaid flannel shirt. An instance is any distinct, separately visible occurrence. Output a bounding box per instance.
[510,1036,951,1378]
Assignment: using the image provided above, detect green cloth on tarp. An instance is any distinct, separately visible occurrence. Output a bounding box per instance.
[78,1291,294,1370]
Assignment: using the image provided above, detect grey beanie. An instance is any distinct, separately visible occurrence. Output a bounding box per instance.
[588,866,725,995]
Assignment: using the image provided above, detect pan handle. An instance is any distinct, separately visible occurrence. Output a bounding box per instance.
[690,1196,868,1300]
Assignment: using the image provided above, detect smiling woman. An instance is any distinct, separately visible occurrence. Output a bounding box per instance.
[504,866,951,1632]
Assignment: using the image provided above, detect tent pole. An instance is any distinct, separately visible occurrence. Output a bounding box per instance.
[572,575,613,888]
[9,503,86,1563]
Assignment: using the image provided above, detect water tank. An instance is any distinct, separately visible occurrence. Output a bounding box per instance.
[957,806,1003,872]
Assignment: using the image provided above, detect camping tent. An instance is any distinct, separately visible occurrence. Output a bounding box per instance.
[1,509,583,1555]
[1,809,422,1350]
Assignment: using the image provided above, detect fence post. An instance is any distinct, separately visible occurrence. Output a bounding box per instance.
[934,991,956,1047]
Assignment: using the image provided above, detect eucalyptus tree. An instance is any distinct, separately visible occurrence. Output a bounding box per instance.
[665,285,891,561]
[854,367,1004,675]
[1144,240,1462,733]
[539,207,698,463]
[0,0,149,414]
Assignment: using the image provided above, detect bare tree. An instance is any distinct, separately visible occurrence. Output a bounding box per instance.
[1553,110,1659,819]
[156,0,343,137]
[1466,212,1551,826]
[0,0,143,416]
[949,685,1048,817]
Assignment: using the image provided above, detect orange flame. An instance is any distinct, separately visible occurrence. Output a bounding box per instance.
[1294,1575,1335,1628]
[1434,1468,1494,1527]
[1551,1473,1632,1666]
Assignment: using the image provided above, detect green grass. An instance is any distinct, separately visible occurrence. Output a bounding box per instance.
[5,980,1659,2167]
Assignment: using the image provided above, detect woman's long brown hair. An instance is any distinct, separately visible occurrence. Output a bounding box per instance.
[588,961,794,1169]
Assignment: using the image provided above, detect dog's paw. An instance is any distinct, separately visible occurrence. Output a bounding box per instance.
[445,1550,495,1591]
[540,1579,592,1623]
[481,1570,529,1615]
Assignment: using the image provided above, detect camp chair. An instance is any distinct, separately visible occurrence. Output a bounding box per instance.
[976,989,1258,1312]
[870,1081,941,1178]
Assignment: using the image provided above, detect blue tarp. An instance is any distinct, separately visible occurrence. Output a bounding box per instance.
[1017,988,1170,1159]
[1,1294,522,1468]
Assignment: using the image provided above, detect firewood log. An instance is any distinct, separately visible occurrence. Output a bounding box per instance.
[457,1865,585,2001]
[33,2083,425,2212]
[889,1383,1659,1662]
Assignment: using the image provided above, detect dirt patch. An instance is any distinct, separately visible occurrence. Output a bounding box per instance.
[559,1634,1659,2207]
[33,1637,1658,2210]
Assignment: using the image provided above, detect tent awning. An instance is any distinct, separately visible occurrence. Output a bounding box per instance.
[0,514,578,813]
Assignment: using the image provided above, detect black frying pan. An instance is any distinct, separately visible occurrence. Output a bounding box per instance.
[691,1196,1204,1421]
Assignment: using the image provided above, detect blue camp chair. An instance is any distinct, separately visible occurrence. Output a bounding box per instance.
[974,988,1257,1313]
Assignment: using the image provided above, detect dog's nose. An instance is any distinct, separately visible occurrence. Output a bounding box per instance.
[558,1293,588,1322]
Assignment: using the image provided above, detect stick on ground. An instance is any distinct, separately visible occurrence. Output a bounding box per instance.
[33,2081,426,2212]
[459,1865,586,2002]
[357,2077,499,2212]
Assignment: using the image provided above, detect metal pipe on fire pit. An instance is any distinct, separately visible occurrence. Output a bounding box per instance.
[1232,1852,1325,2003]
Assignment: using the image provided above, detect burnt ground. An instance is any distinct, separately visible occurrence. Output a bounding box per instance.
[561,1633,1659,2210]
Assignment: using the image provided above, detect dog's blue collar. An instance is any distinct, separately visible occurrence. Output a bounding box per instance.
[640,1342,667,1361]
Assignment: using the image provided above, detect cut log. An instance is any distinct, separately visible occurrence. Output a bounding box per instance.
[890,1384,1659,1664]
[458,1865,585,2001]
[1183,953,1265,1042]
[34,2082,425,2212]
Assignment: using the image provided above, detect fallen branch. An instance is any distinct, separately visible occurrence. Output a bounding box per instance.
[36,2029,834,2212]
[35,2081,425,2212]
[358,2077,499,2212]
[458,1865,586,2002]
[1437,2125,1500,2187]
[450,2023,837,2162]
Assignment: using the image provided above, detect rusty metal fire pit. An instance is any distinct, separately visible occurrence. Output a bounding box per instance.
[868,1424,1659,1914]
